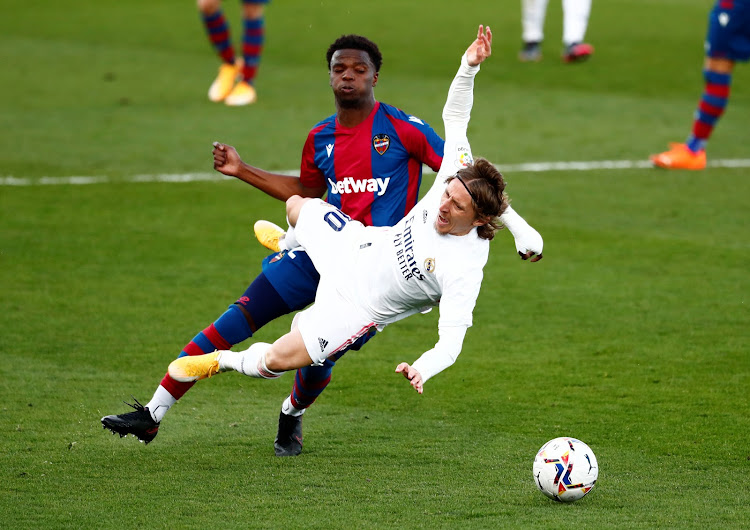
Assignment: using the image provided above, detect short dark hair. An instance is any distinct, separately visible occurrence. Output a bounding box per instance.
[448,158,508,241]
[326,34,383,72]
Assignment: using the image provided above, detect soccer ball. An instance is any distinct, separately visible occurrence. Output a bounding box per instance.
[532,437,598,502]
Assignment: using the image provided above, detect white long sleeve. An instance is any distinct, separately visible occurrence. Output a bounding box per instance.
[422,54,481,203]
[408,54,483,384]
[411,325,468,383]
[500,205,544,256]
[441,53,480,141]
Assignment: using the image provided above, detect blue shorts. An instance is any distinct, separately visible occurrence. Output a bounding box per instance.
[705,0,750,61]
[261,249,319,311]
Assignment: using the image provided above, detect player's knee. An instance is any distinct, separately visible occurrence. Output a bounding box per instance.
[265,348,304,372]
[266,331,313,372]
[704,57,734,74]
[264,349,283,372]
[241,2,264,19]
[299,362,334,381]
[197,0,221,15]
[286,195,308,227]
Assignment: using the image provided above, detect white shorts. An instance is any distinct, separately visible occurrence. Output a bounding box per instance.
[294,199,376,365]
[295,285,375,365]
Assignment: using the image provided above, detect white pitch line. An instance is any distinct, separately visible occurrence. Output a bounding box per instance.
[503,158,750,172]
[2,159,749,186]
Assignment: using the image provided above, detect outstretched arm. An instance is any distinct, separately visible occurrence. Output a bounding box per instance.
[395,325,468,394]
[422,25,493,204]
[440,25,492,143]
[501,205,544,261]
[212,142,327,201]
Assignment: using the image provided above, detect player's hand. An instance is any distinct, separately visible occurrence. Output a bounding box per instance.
[466,25,492,67]
[212,141,241,176]
[395,362,424,394]
[513,224,544,262]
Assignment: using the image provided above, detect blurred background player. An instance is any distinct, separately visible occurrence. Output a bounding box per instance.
[519,0,594,63]
[650,0,749,170]
[198,0,269,106]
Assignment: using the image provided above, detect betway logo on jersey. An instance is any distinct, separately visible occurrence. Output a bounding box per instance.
[327,177,390,196]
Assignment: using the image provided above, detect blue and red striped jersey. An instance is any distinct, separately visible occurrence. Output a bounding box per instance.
[299,101,444,227]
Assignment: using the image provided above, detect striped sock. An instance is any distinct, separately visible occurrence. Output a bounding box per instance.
[687,69,731,153]
[241,17,265,84]
[289,361,335,410]
[160,305,251,399]
[202,9,235,64]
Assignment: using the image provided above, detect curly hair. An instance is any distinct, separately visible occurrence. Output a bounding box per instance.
[326,34,383,72]
[448,158,508,241]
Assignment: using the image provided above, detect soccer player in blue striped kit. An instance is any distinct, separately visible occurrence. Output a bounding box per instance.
[102,29,543,455]
[651,0,750,169]
[199,0,269,106]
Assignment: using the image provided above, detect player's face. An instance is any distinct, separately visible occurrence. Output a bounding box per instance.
[329,49,378,109]
[435,179,484,236]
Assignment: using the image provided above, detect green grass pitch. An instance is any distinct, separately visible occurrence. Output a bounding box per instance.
[1,0,749,527]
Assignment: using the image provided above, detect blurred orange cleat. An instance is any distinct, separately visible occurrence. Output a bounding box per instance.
[650,143,706,170]
[208,62,241,102]
[254,220,285,252]
[168,351,223,382]
[224,81,257,106]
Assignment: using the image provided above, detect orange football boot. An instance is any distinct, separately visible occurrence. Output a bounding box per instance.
[208,60,242,102]
[224,81,257,106]
[254,220,285,252]
[168,351,223,382]
[650,143,706,170]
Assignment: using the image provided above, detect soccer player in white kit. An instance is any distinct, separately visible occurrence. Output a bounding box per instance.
[169,24,543,395]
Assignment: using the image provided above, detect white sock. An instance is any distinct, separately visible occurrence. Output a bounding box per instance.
[281,395,306,417]
[281,225,299,250]
[277,213,298,251]
[521,0,549,43]
[218,343,284,379]
[562,0,591,45]
[145,385,177,423]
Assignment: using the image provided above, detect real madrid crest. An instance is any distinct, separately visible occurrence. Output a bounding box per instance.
[424,258,436,274]
[372,134,390,155]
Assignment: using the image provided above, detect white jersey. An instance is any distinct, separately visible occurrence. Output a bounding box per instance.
[341,55,486,330]
[295,54,487,381]
[342,185,487,330]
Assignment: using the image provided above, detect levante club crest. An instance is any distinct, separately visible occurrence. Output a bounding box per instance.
[372,134,390,155]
